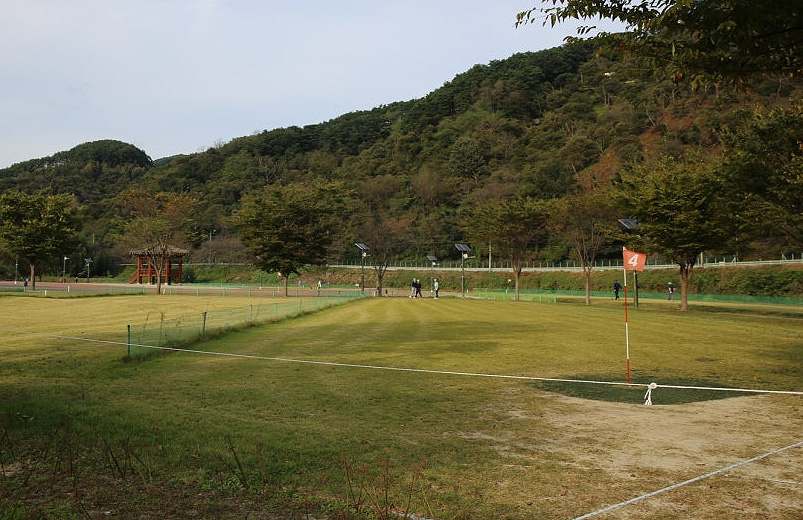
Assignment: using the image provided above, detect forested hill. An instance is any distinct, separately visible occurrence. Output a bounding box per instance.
[1,42,799,265]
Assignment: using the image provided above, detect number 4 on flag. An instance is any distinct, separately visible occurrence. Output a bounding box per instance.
[623,249,647,271]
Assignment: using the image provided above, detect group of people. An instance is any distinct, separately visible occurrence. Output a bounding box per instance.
[410,278,439,298]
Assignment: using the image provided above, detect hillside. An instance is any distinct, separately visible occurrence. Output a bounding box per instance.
[0,42,800,278]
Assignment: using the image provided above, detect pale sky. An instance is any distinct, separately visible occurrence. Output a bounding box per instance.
[0,1,616,168]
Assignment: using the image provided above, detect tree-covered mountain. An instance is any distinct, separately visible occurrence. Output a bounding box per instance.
[0,42,799,278]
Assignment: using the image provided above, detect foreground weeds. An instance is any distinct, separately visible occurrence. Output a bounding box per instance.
[0,415,478,520]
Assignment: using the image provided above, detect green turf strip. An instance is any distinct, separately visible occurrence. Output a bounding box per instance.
[529,375,754,404]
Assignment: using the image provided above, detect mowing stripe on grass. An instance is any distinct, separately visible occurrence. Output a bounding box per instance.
[568,440,803,520]
[3,328,803,397]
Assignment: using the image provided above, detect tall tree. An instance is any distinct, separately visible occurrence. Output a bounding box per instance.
[718,104,803,252]
[620,155,727,310]
[550,190,618,305]
[235,183,341,296]
[465,198,549,300]
[0,191,80,290]
[118,190,196,295]
[517,0,803,86]
[357,218,414,297]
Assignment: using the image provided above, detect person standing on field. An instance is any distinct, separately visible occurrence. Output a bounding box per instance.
[434,279,439,299]
[613,280,622,300]
[668,282,675,300]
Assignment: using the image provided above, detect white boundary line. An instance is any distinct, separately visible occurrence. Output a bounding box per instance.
[4,328,802,515]
[2,328,802,396]
[568,441,803,520]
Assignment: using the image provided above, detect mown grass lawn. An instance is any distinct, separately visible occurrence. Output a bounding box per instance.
[1,295,801,519]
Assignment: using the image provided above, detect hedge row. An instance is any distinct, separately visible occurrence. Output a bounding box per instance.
[312,264,803,298]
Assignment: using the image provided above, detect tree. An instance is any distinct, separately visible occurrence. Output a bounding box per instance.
[550,190,618,305]
[620,155,727,310]
[0,191,80,290]
[235,183,340,296]
[118,190,196,295]
[516,0,803,86]
[718,104,803,252]
[465,198,549,300]
[357,218,414,296]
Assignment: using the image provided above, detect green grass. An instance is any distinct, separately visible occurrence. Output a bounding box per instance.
[1,295,801,519]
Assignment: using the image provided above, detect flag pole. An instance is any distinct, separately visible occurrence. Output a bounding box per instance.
[623,246,631,384]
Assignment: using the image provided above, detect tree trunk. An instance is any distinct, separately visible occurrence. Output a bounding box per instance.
[583,267,592,306]
[678,263,693,312]
[513,267,522,301]
[29,261,36,291]
[374,265,387,297]
[284,276,289,297]
[152,254,164,295]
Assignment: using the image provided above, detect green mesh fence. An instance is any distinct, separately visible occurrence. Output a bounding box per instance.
[126,295,361,357]
[474,291,558,302]
[475,289,802,305]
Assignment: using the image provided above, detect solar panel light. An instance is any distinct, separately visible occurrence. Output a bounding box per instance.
[455,243,471,259]
[355,243,370,257]
[427,255,438,263]
[618,219,639,232]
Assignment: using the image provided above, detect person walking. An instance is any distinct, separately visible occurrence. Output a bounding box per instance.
[668,282,675,300]
[613,280,622,300]
[433,279,439,299]
[414,278,423,298]
[410,279,416,298]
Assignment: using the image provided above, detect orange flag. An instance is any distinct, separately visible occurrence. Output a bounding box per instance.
[623,249,647,271]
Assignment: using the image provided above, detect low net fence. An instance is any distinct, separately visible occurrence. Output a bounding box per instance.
[474,288,802,305]
[126,295,361,357]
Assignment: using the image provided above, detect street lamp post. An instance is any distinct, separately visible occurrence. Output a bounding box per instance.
[427,255,438,295]
[208,230,216,263]
[355,243,370,292]
[455,244,471,298]
[62,256,69,283]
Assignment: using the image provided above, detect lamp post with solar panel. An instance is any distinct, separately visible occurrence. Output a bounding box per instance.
[355,243,370,292]
[455,244,471,298]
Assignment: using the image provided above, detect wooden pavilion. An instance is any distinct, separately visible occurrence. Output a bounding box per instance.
[129,245,188,285]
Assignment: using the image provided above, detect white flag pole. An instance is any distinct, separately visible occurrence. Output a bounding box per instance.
[623,247,631,384]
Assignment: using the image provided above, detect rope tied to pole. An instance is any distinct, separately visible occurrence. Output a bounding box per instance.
[644,382,658,405]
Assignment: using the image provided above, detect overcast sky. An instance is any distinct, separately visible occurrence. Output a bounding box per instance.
[0,1,618,168]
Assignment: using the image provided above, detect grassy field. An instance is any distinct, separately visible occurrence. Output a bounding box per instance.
[1,294,801,519]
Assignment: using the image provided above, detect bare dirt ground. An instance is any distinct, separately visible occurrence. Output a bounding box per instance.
[526,393,801,518]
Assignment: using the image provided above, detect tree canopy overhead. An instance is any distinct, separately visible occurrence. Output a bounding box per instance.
[517,0,803,86]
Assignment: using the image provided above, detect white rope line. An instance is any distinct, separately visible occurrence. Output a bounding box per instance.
[568,441,803,520]
[2,328,802,396]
